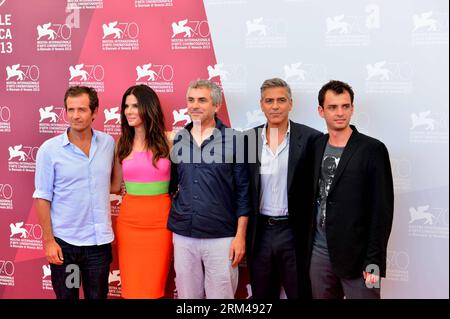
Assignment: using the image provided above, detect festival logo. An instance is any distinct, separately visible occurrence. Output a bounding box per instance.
[245,17,287,48]
[8,144,38,173]
[102,21,140,51]
[325,5,380,47]
[171,19,211,50]
[6,63,40,92]
[36,21,72,52]
[9,221,43,250]
[38,105,69,134]
[135,62,174,93]
[68,63,104,92]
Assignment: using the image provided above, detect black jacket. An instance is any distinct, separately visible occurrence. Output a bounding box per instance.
[245,121,322,298]
[308,125,394,279]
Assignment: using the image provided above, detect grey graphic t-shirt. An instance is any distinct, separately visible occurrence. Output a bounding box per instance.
[313,143,345,256]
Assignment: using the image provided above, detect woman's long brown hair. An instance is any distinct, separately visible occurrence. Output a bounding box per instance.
[117,85,169,166]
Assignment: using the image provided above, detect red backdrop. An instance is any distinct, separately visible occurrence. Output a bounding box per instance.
[0,0,251,299]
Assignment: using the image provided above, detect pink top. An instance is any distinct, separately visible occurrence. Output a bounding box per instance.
[122,151,171,183]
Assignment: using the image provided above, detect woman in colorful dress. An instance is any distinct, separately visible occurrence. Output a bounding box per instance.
[111,84,172,298]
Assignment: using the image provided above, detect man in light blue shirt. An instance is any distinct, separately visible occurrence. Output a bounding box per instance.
[33,86,115,299]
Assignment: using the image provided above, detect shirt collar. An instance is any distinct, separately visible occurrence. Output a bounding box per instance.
[185,116,226,131]
[261,120,291,145]
[182,116,227,143]
[62,128,97,146]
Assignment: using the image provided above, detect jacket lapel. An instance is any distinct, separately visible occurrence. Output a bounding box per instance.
[287,122,303,192]
[313,135,328,193]
[251,126,263,200]
[327,127,360,195]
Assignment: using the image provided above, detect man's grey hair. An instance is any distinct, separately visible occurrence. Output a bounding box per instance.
[260,78,292,100]
[187,79,222,106]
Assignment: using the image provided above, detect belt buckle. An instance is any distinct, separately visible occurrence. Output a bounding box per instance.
[268,217,276,225]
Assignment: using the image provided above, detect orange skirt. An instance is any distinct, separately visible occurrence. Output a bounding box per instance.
[116,193,172,298]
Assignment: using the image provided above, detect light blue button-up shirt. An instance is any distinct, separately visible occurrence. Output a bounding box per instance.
[259,122,290,217]
[33,129,115,246]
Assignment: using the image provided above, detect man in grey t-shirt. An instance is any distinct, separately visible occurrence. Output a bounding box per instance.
[309,80,394,299]
[313,144,344,257]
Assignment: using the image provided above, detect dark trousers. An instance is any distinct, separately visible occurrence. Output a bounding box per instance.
[249,218,299,299]
[309,248,381,299]
[50,237,112,299]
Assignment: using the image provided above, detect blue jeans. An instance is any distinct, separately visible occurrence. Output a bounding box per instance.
[50,237,112,299]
